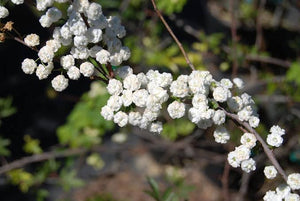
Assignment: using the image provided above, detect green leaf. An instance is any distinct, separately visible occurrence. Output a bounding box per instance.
[59,169,84,191]
[0,136,10,156]
[23,135,43,154]
[147,177,161,200]
[287,62,300,85]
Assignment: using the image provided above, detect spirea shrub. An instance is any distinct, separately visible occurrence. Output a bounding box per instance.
[1,0,299,200]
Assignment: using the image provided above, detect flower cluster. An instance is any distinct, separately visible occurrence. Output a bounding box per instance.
[17,0,130,91]
[266,125,285,147]
[263,184,300,201]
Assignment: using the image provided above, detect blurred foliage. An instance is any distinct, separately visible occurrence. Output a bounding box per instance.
[59,168,85,191]
[86,193,120,201]
[23,135,43,154]
[145,167,194,201]
[0,96,16,126]
[8,169,35,192]
[162,119,195,141]
[0,136,10,156]
[57,82,115,148]
[86,153,105,170]
[157,0,187,15]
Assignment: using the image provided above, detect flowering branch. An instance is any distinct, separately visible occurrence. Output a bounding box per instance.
[150,0,195,71]
[223,109,288,181]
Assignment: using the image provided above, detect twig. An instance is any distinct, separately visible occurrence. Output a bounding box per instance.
[221,161,230,201]
[11,36,38,52]
[80,13,90,29]
[245,55,291,68]
[90,75,109,84]
[255,0,266,51]
[0,148,88,175]
[229,0,238,78]
[223,110,288,181]
[150,0,195,71]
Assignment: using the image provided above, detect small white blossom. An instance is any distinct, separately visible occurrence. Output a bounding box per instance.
[170,80,189,98]
[67,66,81,80]
[128,112,142,126]
[241,93,254,106]
[137,72,148,87]
[233,77,244,89]
[241,158,256,173]
[143,108,159,122]
[38,45,54,63]
[227,151,240,168]
[86,2,102,20]
[80,62,94,77]
[270,125,285,136]
[276,185,291,199]
[46,7,62,23]
[213,86,231,103]
[115,66,133,79]
[212,110,226,125]
[287,173,300,190]
[285,193,300,201]
[237,107,252,122]
[60,55,75,70]
[267,133,283,147]
[123,74,141,91]
[113,111,128,127]
[121,90,133,106]
[21,58,37,74]
[240,133,256,148]
[263,190,282,201]
[51,75,68,92]
[249,116,260,128]
[227,96,243,112]
[11,0,24,4]
[36,63,53,80]
[192,94,208,109]
[46,39,61,52]
[0,6,9,19]
[132,89,149,107]
[167,101,186,119]
[106,79,123,96]
[149,121,163,134]
[100,105,114,120]
[264,165,277,179]
[39,15,52,27]
[220,78,233,89]
[213,126,230,144]
[96,49,110,64]
[107,95,122,112]
[24,34,40,47]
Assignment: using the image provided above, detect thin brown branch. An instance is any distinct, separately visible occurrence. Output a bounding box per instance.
[223,110,288,181]
[90,75,109,84]
[11,36,38,52]
[0,148,88,175]
[221,161,230,201]
[255,0,267,51]
[230,0,238,78]
[80,13,90,29]
[246,55,291,68]
[150,0,195,71]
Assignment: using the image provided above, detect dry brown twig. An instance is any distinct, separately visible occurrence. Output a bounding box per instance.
[150,0,195,71]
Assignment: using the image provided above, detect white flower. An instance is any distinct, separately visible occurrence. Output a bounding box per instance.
[24,34,40,47]
[111,132,127,144]
[213,126,230,144]
[227,96,243,112]
[96,49,110,64]
[139,117,150,129]
[263,190,282,201]
[132,89,149,107]
[137,72,148,87]
[149,122,163,134]
[234,145,251,162]
[233,77,244,89]
[264,166,277,179]
[188,107,202,123]
[21,58,37,74]
[39,15,52,27]
[237,107,252,122]
[0,6,9,19]
[123,74,141,91]
[227,151,240,168]
[241,158,256,173]
[86,27,102,43]
[167,101,186,119]
[100,105,114,120]
[220,78,233,89]
[89,45,102,58]
[46,39,61,52]
[143,108,159,122]
[115,66,133,79]
[287,173,300,190]
[74,35,88,47]
[170,80,189,98]
[276,185,291,199]
[148,85,168,103]
[51,75,68,92]
[113,111,128,127]
[86,2,102,20]
[267,133,283,147]
[192,94,208,109]
[11,0,24,4]
[106,79,123,95]
[249,116,260,128]
[107,95,122,112]
[80,62,94,77]
[38,45,54,63]
[36,0,54,11]
[146,95,162,112]
[212,110,226,125]
[128,112,142,126]
[36,63,53,80]
[67,66,81,80]
[285,193,300,201]
[46,7,62,23]
[240,133,256,148]
[60,55,75,70]
[121,90,133,106]
[241,93,254,106]
[270,125,285,136]
[71,47,89,59]
[213,86,231,103]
